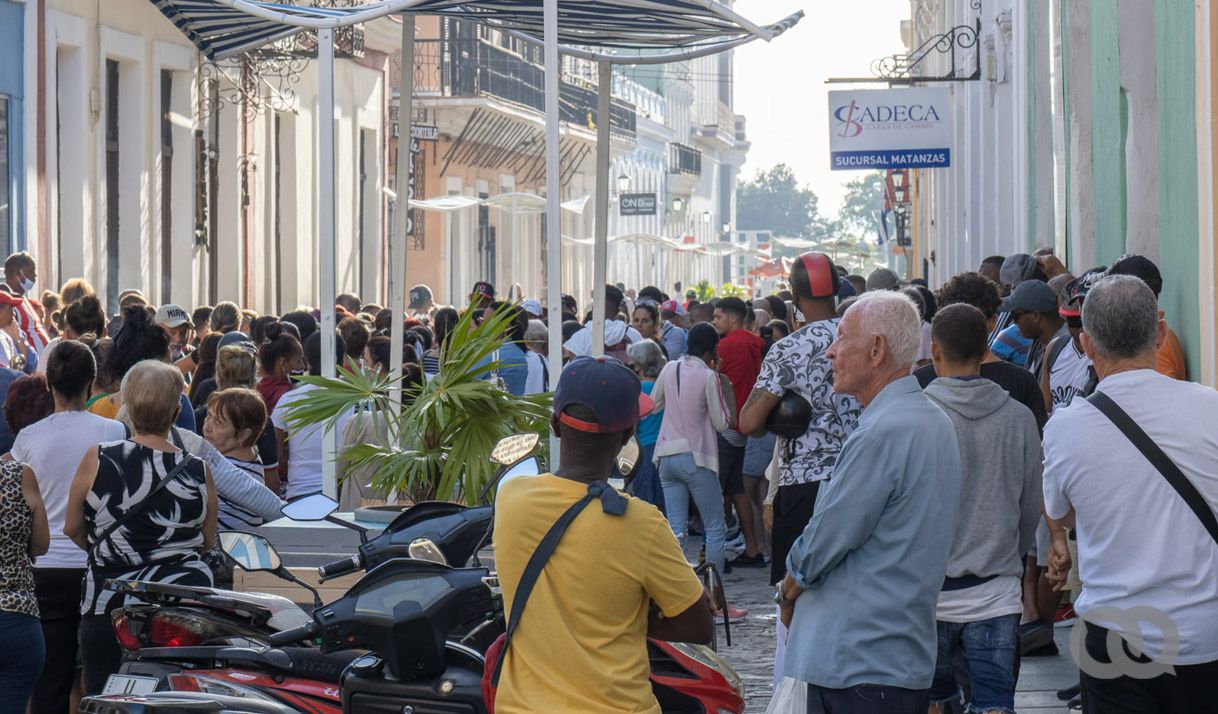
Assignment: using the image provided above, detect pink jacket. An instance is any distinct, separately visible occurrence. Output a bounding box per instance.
[650,356,734,473]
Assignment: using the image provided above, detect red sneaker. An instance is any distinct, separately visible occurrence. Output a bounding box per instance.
[1054,603,1077,628]
[712,605,749,623]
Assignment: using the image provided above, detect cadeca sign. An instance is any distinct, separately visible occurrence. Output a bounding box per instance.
[828,88,952,170]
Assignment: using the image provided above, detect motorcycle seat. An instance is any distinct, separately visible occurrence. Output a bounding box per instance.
[280,647,365,684]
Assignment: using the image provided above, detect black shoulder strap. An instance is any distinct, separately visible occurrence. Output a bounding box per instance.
[491,481,626,685]
[1087,391,1218,547]
[1047,334,1072,370]
[88,448,196,567]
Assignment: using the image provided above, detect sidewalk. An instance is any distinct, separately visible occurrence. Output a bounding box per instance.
[712,561,1079,712]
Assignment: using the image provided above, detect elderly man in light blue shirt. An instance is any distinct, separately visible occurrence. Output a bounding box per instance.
[777,290,962,713]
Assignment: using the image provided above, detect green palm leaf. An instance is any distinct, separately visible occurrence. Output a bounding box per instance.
[283,304,553,503]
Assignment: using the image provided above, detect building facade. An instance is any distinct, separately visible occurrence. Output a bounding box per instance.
[1,0,27,260]
[907,0,1218,384]
[9,2,753,315]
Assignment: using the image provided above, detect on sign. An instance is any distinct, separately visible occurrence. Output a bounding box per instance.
[828,88,952,170]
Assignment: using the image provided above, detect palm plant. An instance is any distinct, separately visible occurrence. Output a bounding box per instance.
[282,305,552,504]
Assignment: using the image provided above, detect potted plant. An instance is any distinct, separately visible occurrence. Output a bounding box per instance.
[282,305,552,504]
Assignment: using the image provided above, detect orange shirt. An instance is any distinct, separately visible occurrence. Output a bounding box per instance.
[1157,319,1187,381]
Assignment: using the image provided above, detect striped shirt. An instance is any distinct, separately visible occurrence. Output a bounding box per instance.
[12,294,48,356]
[217,457,269,529]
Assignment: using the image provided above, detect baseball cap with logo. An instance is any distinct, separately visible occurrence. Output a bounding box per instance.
[659,299,685,316]
[408,284,433,311]
[155,304,190,328]
[470,281,495,304]
[554,356,654,434]
[1059,268,1107,318]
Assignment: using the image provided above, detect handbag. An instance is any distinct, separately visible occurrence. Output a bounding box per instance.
[1087,391,1218,547]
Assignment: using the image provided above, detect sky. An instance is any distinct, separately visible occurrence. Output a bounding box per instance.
[733,0,911,220]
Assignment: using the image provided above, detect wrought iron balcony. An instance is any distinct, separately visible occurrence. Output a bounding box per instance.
[669,142,702,176]
[414,36,637,138]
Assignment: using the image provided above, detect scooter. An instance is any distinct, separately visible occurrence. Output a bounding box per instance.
[82,435,745,713]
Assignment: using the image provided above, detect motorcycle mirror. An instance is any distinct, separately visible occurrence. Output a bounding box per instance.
[282,494,340,522]
[219,531,283,572]
[489,433,540,466]
[616,437,641,477]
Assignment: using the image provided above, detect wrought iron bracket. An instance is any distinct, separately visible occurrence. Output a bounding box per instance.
[826,0,983,85]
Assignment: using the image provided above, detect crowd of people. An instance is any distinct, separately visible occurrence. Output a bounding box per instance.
[0,242,1213,714]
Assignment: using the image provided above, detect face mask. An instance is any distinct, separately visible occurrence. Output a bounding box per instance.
[19,272,33,294]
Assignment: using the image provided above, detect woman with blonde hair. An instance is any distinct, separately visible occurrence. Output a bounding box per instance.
[195,346,279,491]
[66,360,216,695]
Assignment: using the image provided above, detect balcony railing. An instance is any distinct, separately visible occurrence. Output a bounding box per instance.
[414,38,637,138]
[669,142,702,175]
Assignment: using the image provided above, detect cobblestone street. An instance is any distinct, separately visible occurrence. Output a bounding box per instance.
[709,559,1079,712]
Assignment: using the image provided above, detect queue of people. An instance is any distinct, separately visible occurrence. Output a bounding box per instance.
[0,243,1213,714]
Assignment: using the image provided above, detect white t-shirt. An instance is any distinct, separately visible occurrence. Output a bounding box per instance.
[12,411,128,568]
[1043,369,1218,664]
[936,576,1023,623]
[524,350,546,395]
[271,384,354,500]
[1047,336,1092,413]
[0,331,20,370]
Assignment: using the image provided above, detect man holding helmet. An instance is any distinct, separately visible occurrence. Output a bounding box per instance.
[738,252,862,681]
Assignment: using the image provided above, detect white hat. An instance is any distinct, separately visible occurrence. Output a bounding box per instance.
[154,304,190,328]
[522,299,543,317]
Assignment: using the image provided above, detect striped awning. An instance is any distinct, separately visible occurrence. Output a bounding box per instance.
[151,0,802,59]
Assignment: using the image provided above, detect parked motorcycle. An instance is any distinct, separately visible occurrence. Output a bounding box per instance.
[82,434,744,714]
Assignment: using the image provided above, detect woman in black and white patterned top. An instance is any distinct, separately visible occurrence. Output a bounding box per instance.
[66,361,217,696]
[0,459,49,713]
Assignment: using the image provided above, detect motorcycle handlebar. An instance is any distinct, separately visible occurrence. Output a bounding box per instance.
[267,622,317,647]
[318,553,363,582]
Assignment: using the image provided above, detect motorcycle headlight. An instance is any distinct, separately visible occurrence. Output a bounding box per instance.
[408,537,448,565]
[668,642,744,697]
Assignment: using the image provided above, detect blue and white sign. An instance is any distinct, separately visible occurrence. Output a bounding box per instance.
[828,88,952,170]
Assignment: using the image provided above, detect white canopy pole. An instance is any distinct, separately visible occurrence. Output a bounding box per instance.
[318,29,339,499]
[590,59,612,357]
[389,17,415,410]
[543,0,563,458]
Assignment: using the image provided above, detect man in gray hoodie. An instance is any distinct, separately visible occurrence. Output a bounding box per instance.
[924,304,1044,714]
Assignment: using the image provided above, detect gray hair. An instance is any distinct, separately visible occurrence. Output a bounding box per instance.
[1082,275,1159,359]
[627,339,666,379]
[524,319,548,348]
[846,290,922,369]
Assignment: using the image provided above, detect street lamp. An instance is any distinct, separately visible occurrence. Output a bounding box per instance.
[617,173,631,193]
[671,196,684,213]
[701,211,712,224]
[892,170,905,189]
[893,185,907,204]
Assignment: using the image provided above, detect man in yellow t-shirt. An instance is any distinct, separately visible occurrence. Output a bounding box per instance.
[493,356,712,714]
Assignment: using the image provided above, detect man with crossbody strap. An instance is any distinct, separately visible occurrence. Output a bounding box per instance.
[1042,276,1218,714]
[492,356,712,714]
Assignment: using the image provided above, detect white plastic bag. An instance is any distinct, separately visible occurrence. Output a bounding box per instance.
[765,677,808,714]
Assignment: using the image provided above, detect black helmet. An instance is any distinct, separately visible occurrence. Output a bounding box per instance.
[765,390,813,439]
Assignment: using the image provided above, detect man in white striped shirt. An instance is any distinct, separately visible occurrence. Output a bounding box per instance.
[2,252,49,357]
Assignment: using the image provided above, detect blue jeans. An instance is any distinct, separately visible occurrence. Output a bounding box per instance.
[631,443,666,514]
[806,683,930,713]
[658,453,725,574]
[930,614,1019,713]
[0,611,45,714]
